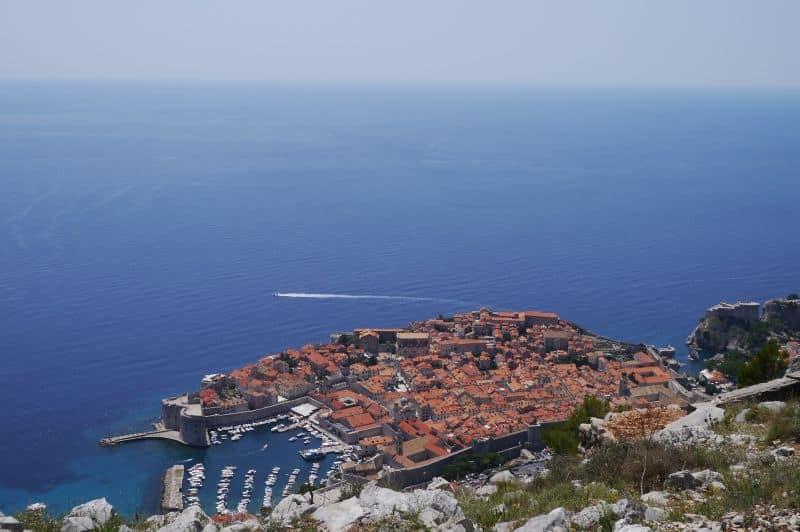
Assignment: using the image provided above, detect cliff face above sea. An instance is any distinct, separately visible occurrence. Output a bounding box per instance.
[688,297,800,355]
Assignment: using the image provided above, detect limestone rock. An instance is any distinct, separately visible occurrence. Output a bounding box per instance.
[728,433,756,446]
[220,520,260,531]
[644,507,667,522]
[476,484,498,497]
[146,514,168,529]
[490,470,517,484]
[359,483,414,517]
[60,516,95,532]
[709,480,727,491]
[428,476,453,492]
[641,491,669,507]
[67,498,114,527]
[692,469,723,486]
[758,400,786,413]
[773,446,795,458]
[411,486,465,527]
[0,514,23,532]
[615,525,652,532]
[156,506,208,532]
[271,494,314,525]
[570,502,610,529]
[656,405,724,446]
[513,507,569,531]
[665,470,701,490]
[311,496,365,531]
[675,405,725,428]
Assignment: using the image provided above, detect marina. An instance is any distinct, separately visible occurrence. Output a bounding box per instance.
[175,409,353,516]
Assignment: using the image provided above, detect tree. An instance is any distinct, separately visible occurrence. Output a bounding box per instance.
[737,340,788,386]
[298,482,316,503]
[337,334,353,346]
[705,350,746,378]
[787,293,799,301]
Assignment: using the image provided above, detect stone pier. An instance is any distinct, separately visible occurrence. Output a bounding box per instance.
[161,465,184,513]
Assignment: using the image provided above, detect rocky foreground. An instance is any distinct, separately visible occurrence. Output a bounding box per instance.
[4,400,800,531]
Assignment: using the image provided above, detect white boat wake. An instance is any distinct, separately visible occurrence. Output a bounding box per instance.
[273,292,453,302]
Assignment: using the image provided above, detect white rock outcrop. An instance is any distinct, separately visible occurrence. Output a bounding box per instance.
[66,498,115,528]
[155,505,212,532]
[513,507,570,531]
[306,481,467,531]
[656,405,724,447]
[60,516,95,532]
[270,493,313,525]
[641,491,669,507]
[489,470,517,484]
[311,496,366,531]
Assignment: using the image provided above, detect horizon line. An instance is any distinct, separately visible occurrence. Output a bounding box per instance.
[1,78,799,93]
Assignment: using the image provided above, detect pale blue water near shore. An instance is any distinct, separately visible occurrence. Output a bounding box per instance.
[1,83,799,515]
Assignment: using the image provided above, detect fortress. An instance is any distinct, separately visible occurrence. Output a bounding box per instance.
[704,301,760,322]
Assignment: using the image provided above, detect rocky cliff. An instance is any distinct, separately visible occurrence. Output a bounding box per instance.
[763,297,800,331]
[689,296,800,355]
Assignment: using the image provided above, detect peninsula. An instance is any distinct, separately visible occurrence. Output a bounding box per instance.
[108,307,701,486]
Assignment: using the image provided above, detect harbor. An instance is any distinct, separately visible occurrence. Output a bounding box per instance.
[158,405,357,517]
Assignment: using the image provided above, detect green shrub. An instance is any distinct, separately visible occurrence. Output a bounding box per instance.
[737,340,788,386]
[338,481,365,501]
[441,452,503,480]
[695,464,800,520]
[457,461,619,530]
[766,404,800,442]
[582,440,737,494]
[14,508,61,532]
[542,396,610,454]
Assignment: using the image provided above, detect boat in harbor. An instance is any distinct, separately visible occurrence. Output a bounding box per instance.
[657,345,677,357]
[300,449,326,461]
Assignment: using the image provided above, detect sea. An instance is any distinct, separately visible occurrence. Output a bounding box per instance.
[1,83,799,516]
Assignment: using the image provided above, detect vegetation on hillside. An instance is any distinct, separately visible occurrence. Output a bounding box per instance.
[441,452,503,480]
[736,340,788,386]
[705,350,746,378]
[458,398,800,530]
[541,396,610,453]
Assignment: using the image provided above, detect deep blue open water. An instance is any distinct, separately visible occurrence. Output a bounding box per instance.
[1,83,799,515]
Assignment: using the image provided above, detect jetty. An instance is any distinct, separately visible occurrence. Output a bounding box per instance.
[99,422,189,447]
[161,465,184,513]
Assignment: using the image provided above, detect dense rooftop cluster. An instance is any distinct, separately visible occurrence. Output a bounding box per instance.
[195,308,678,470]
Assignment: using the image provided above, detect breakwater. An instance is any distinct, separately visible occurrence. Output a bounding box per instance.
[161,465,184,513]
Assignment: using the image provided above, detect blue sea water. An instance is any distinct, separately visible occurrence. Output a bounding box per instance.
[1,83,799,515]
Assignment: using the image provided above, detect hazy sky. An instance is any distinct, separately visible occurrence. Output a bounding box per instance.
[1,0,799,87]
